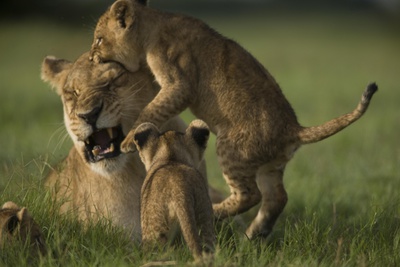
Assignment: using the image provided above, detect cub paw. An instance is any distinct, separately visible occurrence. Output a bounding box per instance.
[120,133,138,153]
[89,53,102,63]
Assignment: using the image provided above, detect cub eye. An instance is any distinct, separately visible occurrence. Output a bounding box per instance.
[95,37,103,46]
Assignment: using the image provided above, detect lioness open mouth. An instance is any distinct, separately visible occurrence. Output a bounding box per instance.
[84,126,125,163]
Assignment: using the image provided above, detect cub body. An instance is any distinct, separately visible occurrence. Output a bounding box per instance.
[134,120,214,261]
[90,0,377,238]
[0,202,46,256]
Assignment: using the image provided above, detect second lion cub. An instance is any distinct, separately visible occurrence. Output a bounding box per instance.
[133,120,215,261]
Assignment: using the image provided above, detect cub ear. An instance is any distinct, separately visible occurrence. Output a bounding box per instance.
[16,207,29,222]
[41,56,72,95]
[110,0,136,29]
[133,123,159,150]
[186,120,210,149]
[2,201,19,210]
[6,215,20,235]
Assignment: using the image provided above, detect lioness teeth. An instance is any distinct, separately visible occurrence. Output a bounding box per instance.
[92,145,101,156]
[109,143,115,152]
[107,128,113,139]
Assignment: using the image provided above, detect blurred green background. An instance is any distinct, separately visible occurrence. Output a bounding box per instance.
[0,0,399,209]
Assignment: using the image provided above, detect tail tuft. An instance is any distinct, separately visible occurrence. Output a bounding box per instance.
[362,82,378,103]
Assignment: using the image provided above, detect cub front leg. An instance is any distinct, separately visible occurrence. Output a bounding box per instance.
[120,52,195,153]
[120,82,192,153]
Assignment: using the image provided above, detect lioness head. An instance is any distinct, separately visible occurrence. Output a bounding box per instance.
[41,52,157,175]
[90,0,149,72]
[133,120,210,171]
[0,202,47,256]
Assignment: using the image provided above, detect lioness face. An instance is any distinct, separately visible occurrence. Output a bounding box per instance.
[41,52,155,175]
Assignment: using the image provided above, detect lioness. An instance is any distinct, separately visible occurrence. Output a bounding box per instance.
[0,201,47,256]
[90,0,378,238]
[135,120,215,261]
[41,52,218,240]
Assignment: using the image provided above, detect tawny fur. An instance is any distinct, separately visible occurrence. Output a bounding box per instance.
[41,52,221,241]
[134,120,214,261]
[0,201,47,256]
[90,0,378,238]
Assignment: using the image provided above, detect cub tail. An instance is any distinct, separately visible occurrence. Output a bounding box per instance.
[298,82,378,144]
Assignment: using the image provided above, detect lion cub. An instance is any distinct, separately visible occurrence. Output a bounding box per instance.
[133,120,215,261]
[90,0,378,239]
[0,201,46,256]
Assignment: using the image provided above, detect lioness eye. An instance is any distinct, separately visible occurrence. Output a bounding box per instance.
[96,37,103,46]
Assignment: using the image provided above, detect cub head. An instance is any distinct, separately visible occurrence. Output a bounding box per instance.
[133,120,210,171]
[0,202,47,256]
[41,52,156,175]
[90,0,149,72]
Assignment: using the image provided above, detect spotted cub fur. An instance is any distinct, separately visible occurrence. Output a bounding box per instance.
[90,0,378,239]
[134,120,215,261]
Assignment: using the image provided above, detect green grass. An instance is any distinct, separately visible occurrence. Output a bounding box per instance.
[0,7,399,266]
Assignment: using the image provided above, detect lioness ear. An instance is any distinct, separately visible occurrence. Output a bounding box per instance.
[110,0,136,29]
[186,120,210,149]
[41,56,72,95]
[133,123,159,150]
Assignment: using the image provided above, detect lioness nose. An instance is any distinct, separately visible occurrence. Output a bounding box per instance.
[77,104,103,127]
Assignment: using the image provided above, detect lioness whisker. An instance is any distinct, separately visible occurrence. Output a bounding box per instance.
[54,132,70,153]
[47,123,67,150]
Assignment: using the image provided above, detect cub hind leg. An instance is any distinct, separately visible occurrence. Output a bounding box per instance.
[246,164,288,239]
[141,200,170,250]
[212,171,261,219]
[212,134,262,218]
[213,138,262,218]
[213,136,288,239]
[175,202,203,260]
[196,202,215,257]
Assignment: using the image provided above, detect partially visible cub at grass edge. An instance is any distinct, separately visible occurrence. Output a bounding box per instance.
[134,120,215,262]
[0,201,47,256]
